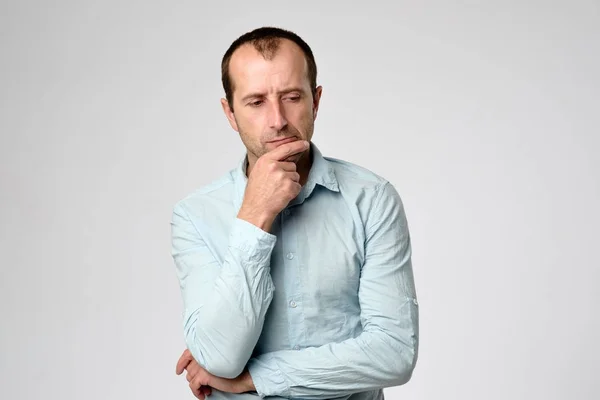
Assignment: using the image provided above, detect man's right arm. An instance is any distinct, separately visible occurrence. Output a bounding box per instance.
[171,140,308,382]
[171,202,277,379]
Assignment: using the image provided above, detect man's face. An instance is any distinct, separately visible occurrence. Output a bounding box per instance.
[221,39,322,165]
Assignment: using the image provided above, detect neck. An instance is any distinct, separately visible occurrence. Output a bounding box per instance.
[295,148,313,186]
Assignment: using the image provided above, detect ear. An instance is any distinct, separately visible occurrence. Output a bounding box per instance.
[220,98,239,132]
[312,86,323,120]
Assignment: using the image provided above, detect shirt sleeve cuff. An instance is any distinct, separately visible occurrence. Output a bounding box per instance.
[229,217,277,263]
[247,354,288,398]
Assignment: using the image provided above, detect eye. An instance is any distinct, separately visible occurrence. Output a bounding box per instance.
[248,100,263,107]
[284,95,301,102]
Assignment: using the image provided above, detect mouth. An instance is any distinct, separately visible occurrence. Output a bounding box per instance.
[268,137,298,145]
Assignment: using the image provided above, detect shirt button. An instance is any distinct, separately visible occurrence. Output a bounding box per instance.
[293,345,300,350]
[412,298,418,305]
[290,300,297,308]
[286,252,294,260]
[284,209,291,216]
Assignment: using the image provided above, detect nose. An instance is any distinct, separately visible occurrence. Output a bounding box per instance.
[267,99,288,131]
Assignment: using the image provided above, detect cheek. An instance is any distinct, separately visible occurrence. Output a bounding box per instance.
[237,112,264,133]
[286,103,313,125]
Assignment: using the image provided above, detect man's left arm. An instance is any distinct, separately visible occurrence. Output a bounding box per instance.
[246,181,419,399]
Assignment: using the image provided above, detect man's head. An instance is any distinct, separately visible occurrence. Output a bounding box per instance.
[220,27,323,166]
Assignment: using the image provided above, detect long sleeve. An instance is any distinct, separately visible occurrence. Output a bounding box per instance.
[246,182,419,399]
[171,202,277,379]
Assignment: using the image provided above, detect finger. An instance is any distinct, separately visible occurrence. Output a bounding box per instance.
[200,386,212,397]
[266,140,309,161]
[176,349,192,375]
[191,385,204,400]
[278,161,297,172]
[290,181,302,193]
[190,379,205,400]
[187,362,200,376]
[284,171,300,182]
[186,362,200,382]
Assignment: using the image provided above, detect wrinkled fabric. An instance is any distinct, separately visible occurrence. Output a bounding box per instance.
[171,142,419,399]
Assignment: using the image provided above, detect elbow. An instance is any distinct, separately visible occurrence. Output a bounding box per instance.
[185,333,249,379]
[201,356,246,379]
[390,338,418,386]
[375,324,418,387]
[392,359,415,387]
[182,306,262,378]
[389,302,419,386]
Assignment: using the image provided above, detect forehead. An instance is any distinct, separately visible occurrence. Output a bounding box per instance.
[228,39,310,95]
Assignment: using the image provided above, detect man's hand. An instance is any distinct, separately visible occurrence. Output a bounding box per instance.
[176,349,212,399]
[238,140,309,231]
[176,349,255,399]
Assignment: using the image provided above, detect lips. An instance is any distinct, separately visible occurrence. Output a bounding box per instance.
[268,137,298,145]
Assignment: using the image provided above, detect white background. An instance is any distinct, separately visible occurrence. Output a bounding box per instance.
[1,1,599,399]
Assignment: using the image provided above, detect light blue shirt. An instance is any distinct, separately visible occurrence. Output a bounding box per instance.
[170,142,419,399]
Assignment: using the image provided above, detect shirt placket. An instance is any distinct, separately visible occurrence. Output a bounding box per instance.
[280,206,305,351]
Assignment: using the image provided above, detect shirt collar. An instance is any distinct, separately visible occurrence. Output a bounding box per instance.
[232,141,339,211]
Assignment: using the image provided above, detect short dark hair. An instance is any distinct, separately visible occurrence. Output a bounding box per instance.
[221,26,318,111]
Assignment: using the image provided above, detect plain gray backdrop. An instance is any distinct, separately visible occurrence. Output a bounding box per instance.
[1,1,599,399]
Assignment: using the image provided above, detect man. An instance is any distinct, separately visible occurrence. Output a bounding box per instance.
[170,26,419,399]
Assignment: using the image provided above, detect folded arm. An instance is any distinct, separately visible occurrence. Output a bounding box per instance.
[171,202,277,379]
[247,182,419,399]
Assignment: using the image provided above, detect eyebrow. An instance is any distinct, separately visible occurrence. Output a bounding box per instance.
[240,87,306,103]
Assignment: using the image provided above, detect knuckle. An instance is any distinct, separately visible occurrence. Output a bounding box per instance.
[286,181,298,193]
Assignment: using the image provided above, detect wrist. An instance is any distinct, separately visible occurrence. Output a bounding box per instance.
[237,207,275,232]
[240,369,255,393]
